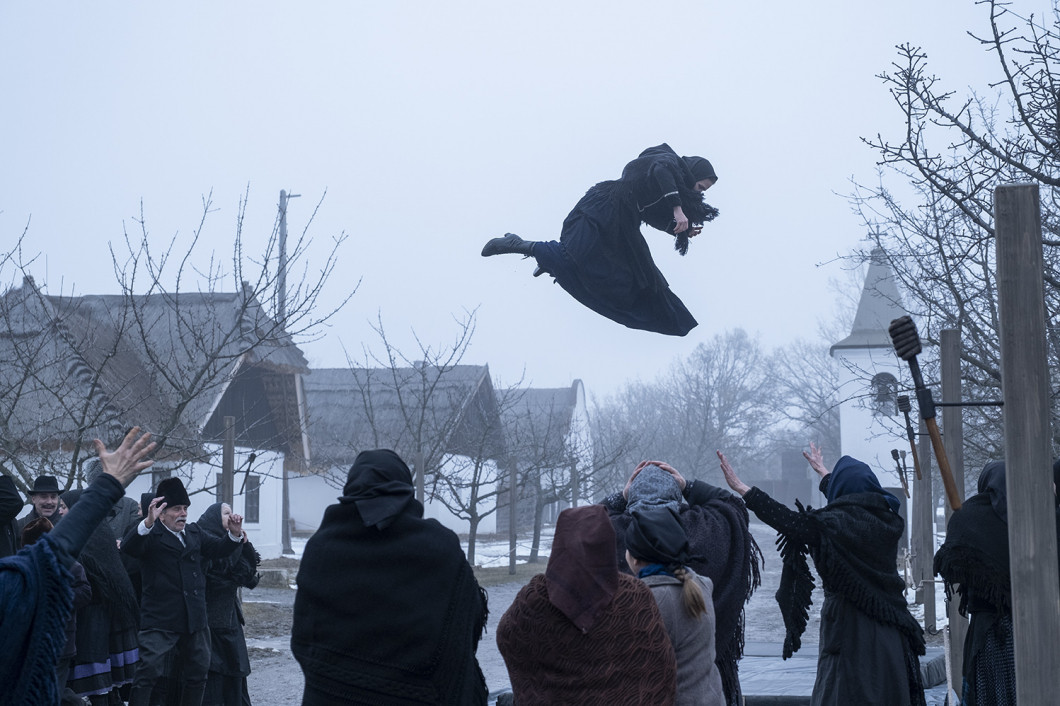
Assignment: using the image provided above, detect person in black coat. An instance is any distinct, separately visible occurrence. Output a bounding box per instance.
[0,469,22,558]
[719,444,926,706]
[481,143,718,336]
[197,501,260,706]
[122,477,245,706]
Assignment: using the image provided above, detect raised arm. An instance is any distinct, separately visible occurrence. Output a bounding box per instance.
[718,449,820,545]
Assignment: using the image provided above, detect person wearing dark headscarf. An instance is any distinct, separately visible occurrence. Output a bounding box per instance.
[292,449,488,706]
[497,504,678,705]
[0,469,23,558]
[0,428,156,706]
[196,502,260,706]
[61,487,142,704]
[603,461,761,706]
[626,507,726,705]
[719,444,926,706]
[933,461,1017,705]
[481,143,718,336]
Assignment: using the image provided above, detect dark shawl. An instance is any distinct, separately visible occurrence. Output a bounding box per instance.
[292,449,488,705]
[606,484,761,706]
[497,506,677,705]
[0,534,73,705]
[62,489,140,623]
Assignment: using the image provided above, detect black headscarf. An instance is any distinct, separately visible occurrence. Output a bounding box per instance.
[682,155,717,184]
[625,507,698,567]
[825,456,901,513]
[339,449,416,530]
[978,461,1007,522]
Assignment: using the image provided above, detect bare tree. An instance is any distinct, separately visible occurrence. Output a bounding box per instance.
[0,190,349,497]
[851,0,1057,469]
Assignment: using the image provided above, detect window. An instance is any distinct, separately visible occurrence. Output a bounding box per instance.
[871,373,898,416]
[245,475,260,524]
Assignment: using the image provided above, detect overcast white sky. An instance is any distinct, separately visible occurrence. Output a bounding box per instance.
[1,1,1037,399]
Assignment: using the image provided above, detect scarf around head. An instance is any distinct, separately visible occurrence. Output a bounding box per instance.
[934,461,1012,615]
[339,449,416,530]
[826,456,901,513]
[682,155,717,184]
[61,489,140,621]
[546,505,619,633]
[627,465,682,514]
[625,506,697,568]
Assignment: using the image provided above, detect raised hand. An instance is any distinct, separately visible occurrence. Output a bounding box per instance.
[93,427,157,487]
[803,441,829,478]
[716,450,750,497]
[143,497,167,529]
[644,460,686,491]
[623,461,651,499]
[226,512,245,538]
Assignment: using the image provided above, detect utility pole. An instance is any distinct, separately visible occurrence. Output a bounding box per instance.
[222,416,236,508]
[995,182,1060,703]
[279,189,300,556]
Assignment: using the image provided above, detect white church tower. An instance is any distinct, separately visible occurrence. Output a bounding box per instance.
[829,247,910,495]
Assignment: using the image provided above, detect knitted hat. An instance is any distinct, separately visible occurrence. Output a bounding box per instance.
[627,465,682,514]
[27,476,60,495]
[156,477,191,508]
[84,458,104,484]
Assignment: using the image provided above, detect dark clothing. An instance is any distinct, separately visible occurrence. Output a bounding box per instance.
[743,475,926,706]
[292,449,488,706]
[63,488,142,698]
[533,144,718,336]
[0,473,125,705]
[198,503,260,706]
[604,480,761,706]
[121,520,242,633]
[63,560,93,659]
[933,462,1024,706]
[0,474,22,558]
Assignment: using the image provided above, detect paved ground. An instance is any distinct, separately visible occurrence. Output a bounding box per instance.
[243,522,956,704]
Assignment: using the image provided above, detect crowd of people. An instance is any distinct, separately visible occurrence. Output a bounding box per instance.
[0,429,261,706]
[3,433,1057,706]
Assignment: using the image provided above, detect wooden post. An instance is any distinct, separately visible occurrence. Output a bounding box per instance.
[940,329,968,685]
[222,415,235,507]
[995,182,1060,703]
[917,416,935,632]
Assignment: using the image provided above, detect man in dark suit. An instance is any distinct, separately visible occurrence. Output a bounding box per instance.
[17,475,62,534]
[122,477,244,706]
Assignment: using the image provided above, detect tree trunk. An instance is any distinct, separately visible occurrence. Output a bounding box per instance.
[529,479,545,564]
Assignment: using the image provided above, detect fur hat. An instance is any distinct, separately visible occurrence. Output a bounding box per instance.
[21,516,53,547]
[156,477,191,508]
[27,476,60,495]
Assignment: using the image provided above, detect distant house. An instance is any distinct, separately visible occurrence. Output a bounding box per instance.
[0,275,309,558]
[297,364,505,537]
[495,380,592,537]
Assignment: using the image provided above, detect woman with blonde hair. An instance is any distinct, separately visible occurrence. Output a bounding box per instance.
[625,506,725,705]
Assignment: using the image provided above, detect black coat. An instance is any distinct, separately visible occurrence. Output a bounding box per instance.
[0,475,22,558]
[122,520,241,633]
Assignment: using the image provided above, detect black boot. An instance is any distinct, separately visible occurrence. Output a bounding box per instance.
[481,233,535,257]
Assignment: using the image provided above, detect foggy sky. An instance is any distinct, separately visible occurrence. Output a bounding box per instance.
[0,1,1025,399]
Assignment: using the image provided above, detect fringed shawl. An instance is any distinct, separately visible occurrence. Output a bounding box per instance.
[933,493,1011,616]
[775,494,924,657]
[0,534,75,705]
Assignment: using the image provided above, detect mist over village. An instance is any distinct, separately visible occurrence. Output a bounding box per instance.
[3,2,1059,705]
